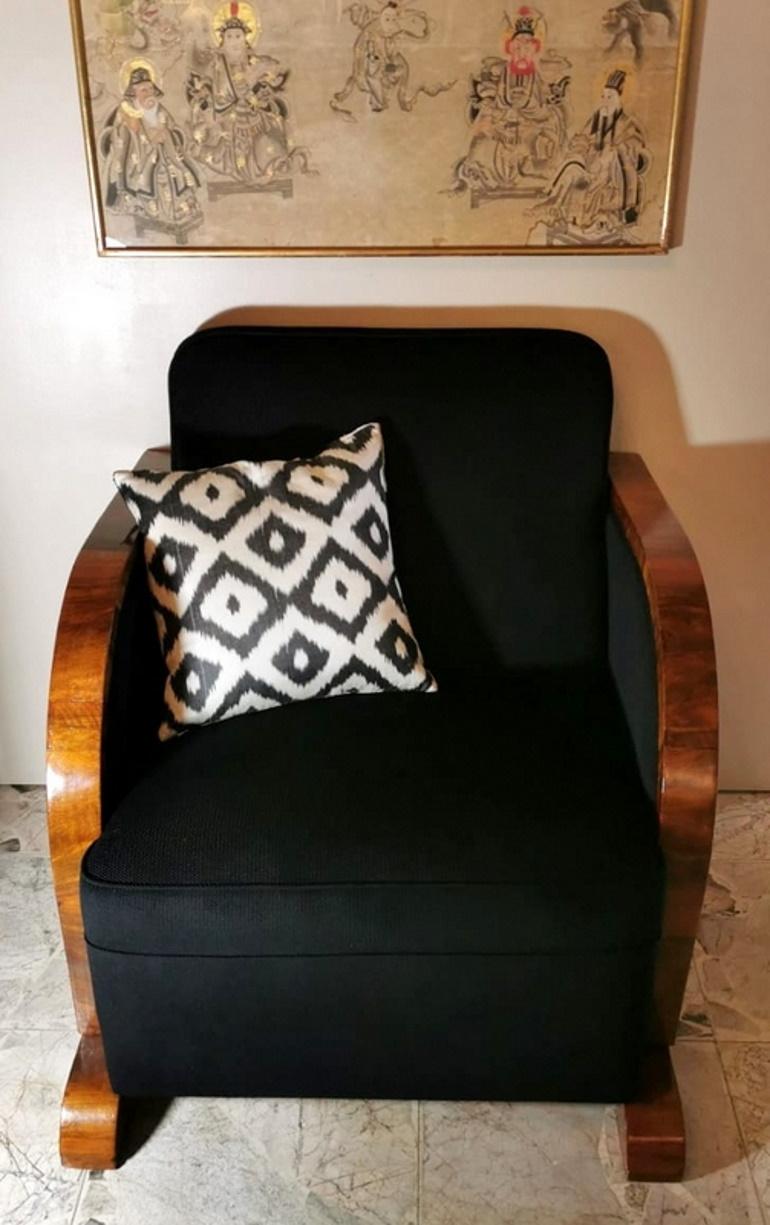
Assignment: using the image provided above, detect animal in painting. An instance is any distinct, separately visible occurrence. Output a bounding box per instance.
[602,0,677,63]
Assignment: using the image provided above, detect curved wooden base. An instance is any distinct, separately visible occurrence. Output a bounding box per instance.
[623,1046,685,1182]
[61,1034,121,1169]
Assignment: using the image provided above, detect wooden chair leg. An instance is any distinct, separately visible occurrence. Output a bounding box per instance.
[61,1033,121,1169]
[622,1046,685,1182]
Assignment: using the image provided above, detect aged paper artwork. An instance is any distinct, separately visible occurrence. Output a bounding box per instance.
[72,0,691,253]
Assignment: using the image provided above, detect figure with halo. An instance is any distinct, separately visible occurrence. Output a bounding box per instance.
[99,58,204,244]
[186,1,312,199]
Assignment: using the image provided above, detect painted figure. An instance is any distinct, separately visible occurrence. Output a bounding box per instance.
[187,2,312,197]
[450,7,570,206]
[602,0,678,64]
[530,69,650,242]
[331,1,454,121]
[99,58,203,244]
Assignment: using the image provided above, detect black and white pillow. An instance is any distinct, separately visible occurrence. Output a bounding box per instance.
[114,423,436,739]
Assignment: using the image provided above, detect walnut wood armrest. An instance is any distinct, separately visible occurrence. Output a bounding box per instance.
[609,452,718,1043]
[46,447,169,1034]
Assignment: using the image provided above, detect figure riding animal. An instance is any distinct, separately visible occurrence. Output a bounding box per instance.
[602,0,677,63]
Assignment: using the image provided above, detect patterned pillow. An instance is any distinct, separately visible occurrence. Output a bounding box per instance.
[114,423,436,739]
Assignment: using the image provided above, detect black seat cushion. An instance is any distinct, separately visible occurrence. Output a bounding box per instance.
[82,666,664,959]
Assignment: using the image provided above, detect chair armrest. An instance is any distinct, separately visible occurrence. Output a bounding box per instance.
[608,452,718,1042]
[46,447,169,1033]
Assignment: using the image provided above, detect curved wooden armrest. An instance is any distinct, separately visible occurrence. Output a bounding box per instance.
[46,447,169,1034]
[609,452,718,1041]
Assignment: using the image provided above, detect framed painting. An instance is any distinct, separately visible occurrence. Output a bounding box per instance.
[70,0,693,255]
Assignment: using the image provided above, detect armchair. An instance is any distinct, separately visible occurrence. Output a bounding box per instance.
[46,327,717,1180]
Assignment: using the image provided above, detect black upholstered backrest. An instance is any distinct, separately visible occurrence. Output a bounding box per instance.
[169,327,613,672]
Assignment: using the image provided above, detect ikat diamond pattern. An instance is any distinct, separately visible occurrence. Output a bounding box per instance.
[115,423,436,738]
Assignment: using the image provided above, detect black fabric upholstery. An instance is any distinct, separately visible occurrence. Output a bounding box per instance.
[88,944,654,1102]
[606,513,659,804]
[102,544,166,819]
[84,326,664,1105]
[168,327,614,672]
[83,667,663,958]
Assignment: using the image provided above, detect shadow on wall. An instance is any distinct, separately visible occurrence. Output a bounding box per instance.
[198,306,770,790]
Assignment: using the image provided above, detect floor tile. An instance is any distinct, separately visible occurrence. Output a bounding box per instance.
[713,794,770,860]
[422,1097,623,1225]
[678,963,714,1041]
[602,1043,764,1224]
[0,1029,82,1225]
[73,1097,418,1225]
[297,1099,418,1225]
[0,786,47,856]
[73,1098,309,1225]
[719,1044,770,1220]
[420,1044,763,1224]
[0,858,74,1030]
[696,861,770,1042]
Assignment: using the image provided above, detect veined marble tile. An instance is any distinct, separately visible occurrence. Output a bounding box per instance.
[420,1044,762,1224]
[678,962,714,1041]
[602,1043,764,1224]
[422,1097,622,1225]
[74,1096,418,1225]
[75,1098,309,1225]
[0,1029,83,1225]
[713,794,770,860]
[719,1044,770,1220]
[297,1099,418,1225]
[0,858,73,1030]
[0,786,47,856]
[696,861,770,1042]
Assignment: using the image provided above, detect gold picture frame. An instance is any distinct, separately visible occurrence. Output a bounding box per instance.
[70,0,693,256]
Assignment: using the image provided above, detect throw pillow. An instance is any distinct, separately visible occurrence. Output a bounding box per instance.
[114,422,436,739]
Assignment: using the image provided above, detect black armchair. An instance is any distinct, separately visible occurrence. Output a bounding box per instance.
[47,327,717,1178]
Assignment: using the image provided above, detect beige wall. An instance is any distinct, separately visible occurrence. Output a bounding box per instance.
[0,1,767,786]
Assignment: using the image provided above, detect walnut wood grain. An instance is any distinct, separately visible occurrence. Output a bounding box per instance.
[46,447,169,1036]
[622,1046,685,1182]
[60,1033,121,1169]
[610,452,719,1045]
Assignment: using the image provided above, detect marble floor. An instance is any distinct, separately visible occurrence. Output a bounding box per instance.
[1,787,769,1225]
